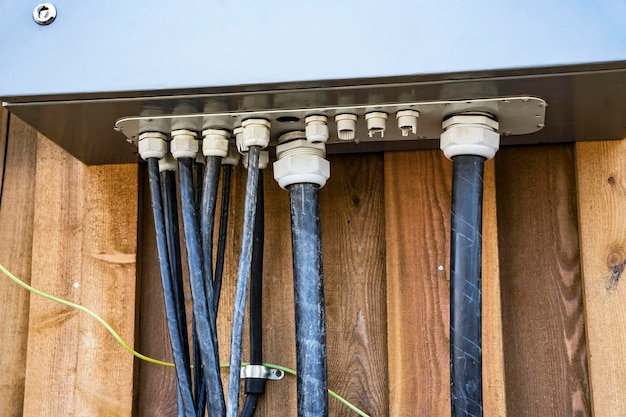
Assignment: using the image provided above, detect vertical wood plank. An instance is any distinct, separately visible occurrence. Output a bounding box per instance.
[482,159,507,416]
[575,139,626,416]
[22,136,137,417]
[321,154,389,416]
[385,150,452,415]
[495,145,590,416]
[0,116,38,417]
[135,166,177,417]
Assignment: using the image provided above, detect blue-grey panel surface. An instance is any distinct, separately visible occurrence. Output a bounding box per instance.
[0,0,625,98]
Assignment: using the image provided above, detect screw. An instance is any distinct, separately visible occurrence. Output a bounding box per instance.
[537,123,545,128]
[33,3,57,25]
[275,370,283,377]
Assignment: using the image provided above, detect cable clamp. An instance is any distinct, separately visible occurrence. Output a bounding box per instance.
[240,365,285,381]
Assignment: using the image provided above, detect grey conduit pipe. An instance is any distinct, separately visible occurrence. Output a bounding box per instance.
[440,113,500,417]
[273,133,331,417]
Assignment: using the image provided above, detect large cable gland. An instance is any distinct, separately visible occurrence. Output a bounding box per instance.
[273,138,330,190]
[440,114,500,160]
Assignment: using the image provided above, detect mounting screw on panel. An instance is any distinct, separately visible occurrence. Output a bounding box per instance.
[33,3,57,25]
[365,112,388,138]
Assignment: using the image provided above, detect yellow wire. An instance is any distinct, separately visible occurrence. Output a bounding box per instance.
[0,262,370,417]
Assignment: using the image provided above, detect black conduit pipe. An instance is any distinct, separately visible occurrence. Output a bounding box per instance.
[450,155,485,417]
[147,159,195,417]
[213,164,232,315]
[241,170,266,417]
[288,182,329,417]
[178,157,226,417]
[227,146,260,417]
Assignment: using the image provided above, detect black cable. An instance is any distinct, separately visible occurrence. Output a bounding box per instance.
[241,170,266,417]
[160,169,193,415]
[194,160,204,209]
[227,146,260,417]
[200,155,222,361]
[213,164,232,315]
[288,182,329,417]
[146,158,195,417]
[450,155,485,417]
[240,395,259,417]
[178,157,226,417]
[191,321,207,417]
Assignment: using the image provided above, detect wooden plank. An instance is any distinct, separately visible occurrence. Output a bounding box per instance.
[22,135,137,416]
[321,154,389,416]
[575,139,626,416]
[0,108,9,192]
[0,116,38,417]
[482,159,507,416]
[385,149,452,415]
[495,145,591,416]
[135,166,178,417]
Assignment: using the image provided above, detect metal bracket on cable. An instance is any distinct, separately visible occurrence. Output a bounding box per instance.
[240,364,285,381]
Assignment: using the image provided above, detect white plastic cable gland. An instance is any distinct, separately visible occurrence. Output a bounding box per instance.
[234,126,245,153]
[222,144,241,166]
[335,114,358,141]
[396,110,420,137]
[440,115,500,160]
[273,139,330,189]
[138,132,168,160]
[305,115,329,143]
[241,119,271,151]
[365,112,388,138]
[242,150,270,170]
[202,129,230,157]
[170,129,199,159]
[158,152,178,172]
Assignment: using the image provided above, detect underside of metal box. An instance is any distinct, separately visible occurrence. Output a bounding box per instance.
[0,0,624,164]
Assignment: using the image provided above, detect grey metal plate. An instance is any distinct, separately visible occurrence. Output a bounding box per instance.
[0,0,625,100]
[115,97,547,146]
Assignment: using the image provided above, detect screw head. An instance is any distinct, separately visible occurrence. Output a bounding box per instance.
[33,3,57,25]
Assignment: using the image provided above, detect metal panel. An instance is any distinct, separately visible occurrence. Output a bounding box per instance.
[1,0,625,100]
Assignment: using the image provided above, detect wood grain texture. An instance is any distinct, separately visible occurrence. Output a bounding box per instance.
[482,159,507,416]
[135,166,177,417]
[385,150,452,416]
[575,139,626,416]
[22,135,137,417]
[0,116,38,417]
[495,145,590,416]
[321,154,388,416]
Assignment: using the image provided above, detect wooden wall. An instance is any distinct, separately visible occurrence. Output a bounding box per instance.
[1,109,624,416]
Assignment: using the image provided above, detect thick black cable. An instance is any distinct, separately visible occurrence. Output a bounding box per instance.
[146,159,195,417]
[160,169,193,415]
[227,146,260,417]
[213,164,232,315]
[450,155,485,417]
[241,170,266,417]
[200,155,222,362]
[288,182,329,417]
[178,157,226,417]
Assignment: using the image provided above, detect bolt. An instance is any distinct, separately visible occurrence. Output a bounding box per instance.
[537,123,545,128]
[33,3,57,25]
[275,370,282,377]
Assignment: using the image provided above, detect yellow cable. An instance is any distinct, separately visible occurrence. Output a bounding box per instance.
[0,262,370,417]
